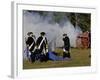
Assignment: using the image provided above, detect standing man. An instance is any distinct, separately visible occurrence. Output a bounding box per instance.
[35,32,48,62]
[25,32,36,62]
[62,33,71,58]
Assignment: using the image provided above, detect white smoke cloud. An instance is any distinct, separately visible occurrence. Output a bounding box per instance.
[23,11,82,50]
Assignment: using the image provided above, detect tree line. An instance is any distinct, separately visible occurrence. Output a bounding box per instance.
[27,10,91,32]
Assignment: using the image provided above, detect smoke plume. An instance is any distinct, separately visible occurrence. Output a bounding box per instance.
[23,10,82,51]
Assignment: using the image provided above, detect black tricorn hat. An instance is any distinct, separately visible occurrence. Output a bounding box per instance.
[63,33,67,36]
[40,32,46,36]
[27,32,33,36]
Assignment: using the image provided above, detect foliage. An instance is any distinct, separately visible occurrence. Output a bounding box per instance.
[65,13,91,32]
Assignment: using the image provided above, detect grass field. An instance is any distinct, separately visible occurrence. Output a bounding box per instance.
[23,48,91,69]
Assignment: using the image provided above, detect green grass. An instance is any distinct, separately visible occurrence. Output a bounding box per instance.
[23,48,91,69]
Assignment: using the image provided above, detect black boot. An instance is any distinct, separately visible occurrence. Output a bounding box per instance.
[67,52,71,58]
[30,54,35,63]
[63,52,67,58]
[63,52,71,58]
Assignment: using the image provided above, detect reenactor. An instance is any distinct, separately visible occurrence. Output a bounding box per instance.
[34,32,48,62]
[25,32,36,61]
[62,34,71,58]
